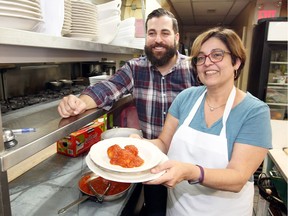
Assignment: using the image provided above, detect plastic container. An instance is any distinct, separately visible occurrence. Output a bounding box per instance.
[94,0,121,11]
[270,108,285,120]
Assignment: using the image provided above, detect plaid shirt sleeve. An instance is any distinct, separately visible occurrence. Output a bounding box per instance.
[81,61,136,110]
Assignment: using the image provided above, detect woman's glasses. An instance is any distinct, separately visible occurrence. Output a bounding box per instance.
[193,50,231,66]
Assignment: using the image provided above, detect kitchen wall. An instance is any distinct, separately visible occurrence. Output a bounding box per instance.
[231,1,257,92]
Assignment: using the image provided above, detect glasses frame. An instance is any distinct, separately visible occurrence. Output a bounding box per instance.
[193,50,231,66]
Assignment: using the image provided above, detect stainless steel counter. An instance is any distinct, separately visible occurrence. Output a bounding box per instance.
[0,94,134,216]
[9,151,139,216]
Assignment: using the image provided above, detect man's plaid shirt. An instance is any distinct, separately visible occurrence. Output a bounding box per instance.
[82,52,198,139]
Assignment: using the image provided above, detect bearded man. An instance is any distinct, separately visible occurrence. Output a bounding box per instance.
[58,8,198,216]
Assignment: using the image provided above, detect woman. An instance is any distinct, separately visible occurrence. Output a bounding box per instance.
[142,27,272,215]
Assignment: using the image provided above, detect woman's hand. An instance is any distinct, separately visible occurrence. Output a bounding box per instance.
[144,160,199,189]
[129,134,142,139]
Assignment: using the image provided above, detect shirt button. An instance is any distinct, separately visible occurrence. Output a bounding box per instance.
[162,77,165,80]
[163,112,166,115]
[163,93,166,96]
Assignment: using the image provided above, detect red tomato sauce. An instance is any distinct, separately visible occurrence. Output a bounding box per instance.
[79,175,131,196]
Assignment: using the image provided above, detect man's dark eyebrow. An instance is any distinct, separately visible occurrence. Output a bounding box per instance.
[148,28,156,31]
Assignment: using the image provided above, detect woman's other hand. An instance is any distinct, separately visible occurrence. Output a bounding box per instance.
[144,160,200,189]
[129,134,142,139]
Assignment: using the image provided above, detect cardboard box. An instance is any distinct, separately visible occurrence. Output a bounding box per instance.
[57,119,105,157]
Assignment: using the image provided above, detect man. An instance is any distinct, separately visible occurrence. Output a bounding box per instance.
[58,8,198,216]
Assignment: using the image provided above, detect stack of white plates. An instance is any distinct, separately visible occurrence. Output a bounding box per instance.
[61,0,72,35]
[0,0,43,30]
[65,0,97,41]
[86,137,168,183]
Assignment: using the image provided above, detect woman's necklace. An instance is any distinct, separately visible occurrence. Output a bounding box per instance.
[206,100,226,111]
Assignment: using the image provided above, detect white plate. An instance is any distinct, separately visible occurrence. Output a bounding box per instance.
[71,2,95,11]
[71,5,95,13]
[89,137,163,173]
[71,29,97,35]
[0,13,42,30]
[72,19,96,25]
[72,8,95,15]
[71,26,97,32]
[65,32,97,41]
[0,6,42,19]
[86,154,168,183]
[72,18,97,24]
[7,0,40,9]
[72,13,96,21]
[71,0,94,7]
[0,1,40,13]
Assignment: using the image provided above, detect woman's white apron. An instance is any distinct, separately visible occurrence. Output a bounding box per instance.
[166,87,254,216]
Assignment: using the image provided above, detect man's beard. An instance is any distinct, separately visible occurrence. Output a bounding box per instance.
[144,41,177,67]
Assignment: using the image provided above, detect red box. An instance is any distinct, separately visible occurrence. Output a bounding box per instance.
[57,120,105,157]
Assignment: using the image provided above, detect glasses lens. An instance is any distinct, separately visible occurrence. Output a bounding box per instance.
[194,55,205,65]
[210,51,224,62]
[194,50,226,65]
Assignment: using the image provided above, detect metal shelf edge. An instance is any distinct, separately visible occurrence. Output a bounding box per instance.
[0,94,133,171]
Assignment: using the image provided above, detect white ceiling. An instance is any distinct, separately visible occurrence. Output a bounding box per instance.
[168,0,252,27]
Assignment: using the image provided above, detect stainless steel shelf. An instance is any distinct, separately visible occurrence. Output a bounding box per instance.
[270,61,288,65]
[0,94,133,172]
[267,83,288,87]
[267,102,288,107]
[0,27,143,63]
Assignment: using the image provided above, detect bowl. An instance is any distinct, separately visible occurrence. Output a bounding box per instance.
[96,8,120,20]
[95,18,120,44]
[95,0,121,11]
[78,171,132,201]
[98,14,120,24]
[101,127,143,140]
[119,17,135,28]
[0,13,42,30]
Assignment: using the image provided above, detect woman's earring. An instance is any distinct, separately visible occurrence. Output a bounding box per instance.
[234,70,238,79]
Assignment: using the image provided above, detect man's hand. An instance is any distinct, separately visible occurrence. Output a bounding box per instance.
[58,94,88,118]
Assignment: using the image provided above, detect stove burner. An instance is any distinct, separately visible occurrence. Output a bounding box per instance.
[1,85,86,114]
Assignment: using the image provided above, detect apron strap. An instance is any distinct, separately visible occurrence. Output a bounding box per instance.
[220,86,236,137]
[183,89,207,126]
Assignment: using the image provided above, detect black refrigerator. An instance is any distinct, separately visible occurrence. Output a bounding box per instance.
[247,17,287,120]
